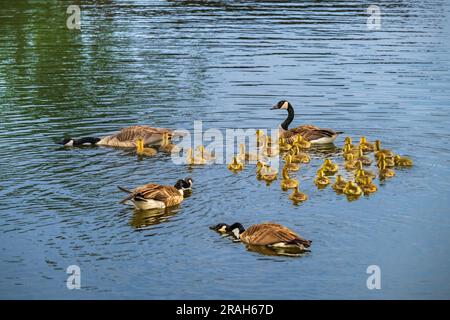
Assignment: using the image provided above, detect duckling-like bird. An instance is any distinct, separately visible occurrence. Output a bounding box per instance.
[259,164,278,183]
[344,153,358,171]
[321,159,339,175]
[281,166,299,190]
[377,153,395,168]
[135,137,157,157]
[60,125,177,148]
[358,136,374,153]
[118,177,193,210]
[343,181,362,198]
[379,159,396,179]
[394,155,413,167]
[314,168,330,188]
[186,148,207,165]
[356,147,372,166]
[374,140,394,159]
[271,100,342,144]
[237,144,259,162]
[159,132,180,154]
[196,145,215,161]
[289,146,311,164]
[292,133,312,149]
[332,175,347,193]
[228,156,244,172]
[361,176,378,195]
[284,154,300,172]
[211,222,312,252]
[279,138,292,152]
[289,186,308,203]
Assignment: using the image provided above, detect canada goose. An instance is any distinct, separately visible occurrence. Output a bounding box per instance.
[196,145,215,161]
[59,125,177,148]
[377,153,395,168]
[281,166,298,190]
[292,134,311,149]
[355,160,376,178]
[283,154,300,172]
[356,147,372,166]
[374,140,394,159]
[186,148,207,165]
[344,137,354,149]
[394,155,413,167]
[118,177,193,210]
[159,132,180,154]
[361,176,378,195]
[358,136,374,153]
[260,164,278,182]
[321,159,339,175]
[255,129,266,148]
[289,186,308,203]
[228,156,244,172]
[332,175,347,193]
[279,138,292,152]
[289,146,310,164]
[237,144,259,162]
[344,153,358,171]
[135,137,157,157]
[343,181,362,197]
[271,100,342,144]
[378,159,396,179]
[314,168,330,188]
[211,222,312,251]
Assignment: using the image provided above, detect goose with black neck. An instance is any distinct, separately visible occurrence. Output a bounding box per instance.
[271,100,343,144]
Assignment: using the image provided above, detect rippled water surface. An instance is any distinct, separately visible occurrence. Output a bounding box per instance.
[1,0,450,299]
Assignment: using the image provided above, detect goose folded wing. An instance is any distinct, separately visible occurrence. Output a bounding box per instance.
[290,125,336,141]
[243,223,310,247]
[115,126,173,143]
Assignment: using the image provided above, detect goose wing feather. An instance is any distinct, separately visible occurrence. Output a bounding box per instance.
[241,223,311,247]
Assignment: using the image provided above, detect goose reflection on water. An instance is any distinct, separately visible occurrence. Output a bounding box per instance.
[129,207,180,230]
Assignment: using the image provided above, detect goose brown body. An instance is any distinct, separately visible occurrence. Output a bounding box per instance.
[98,125,174,148]
[120,184,183,209]
[239,223,311,249]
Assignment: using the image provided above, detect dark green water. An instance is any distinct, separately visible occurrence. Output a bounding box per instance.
[1,0,450,299]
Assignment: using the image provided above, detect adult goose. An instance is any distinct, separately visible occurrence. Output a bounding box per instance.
[271,100,342,144]
[59,125,177,148]
[118,177,193,210]
[211,222,311,251]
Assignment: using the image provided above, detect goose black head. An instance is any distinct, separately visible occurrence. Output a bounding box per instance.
[210,222,245,238]
[210,223,230,233]
[59,138,74,146]
[183,177,193,190]
[271,100,291,110]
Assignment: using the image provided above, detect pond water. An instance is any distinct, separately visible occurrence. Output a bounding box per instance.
[1,0,450,299]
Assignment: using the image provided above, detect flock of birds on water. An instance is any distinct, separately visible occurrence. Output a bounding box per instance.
[59,100,413,256]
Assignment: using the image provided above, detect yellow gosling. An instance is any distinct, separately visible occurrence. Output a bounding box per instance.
[343,181,362,197]
[314,169,330,188]
[321,158,339,175]
[344,153,358,171]
[228,156,244,172]
[289,146,310,164]
[135,137,157,157]
[394,155,413,167]
[359,136,374,153]
[361,176,378,195]
[374,140,394,159]
[332,175,347,193]
[281,166,298,190]
[379,159,396,179]
[289,186,308,203]
[284,154,300,172]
